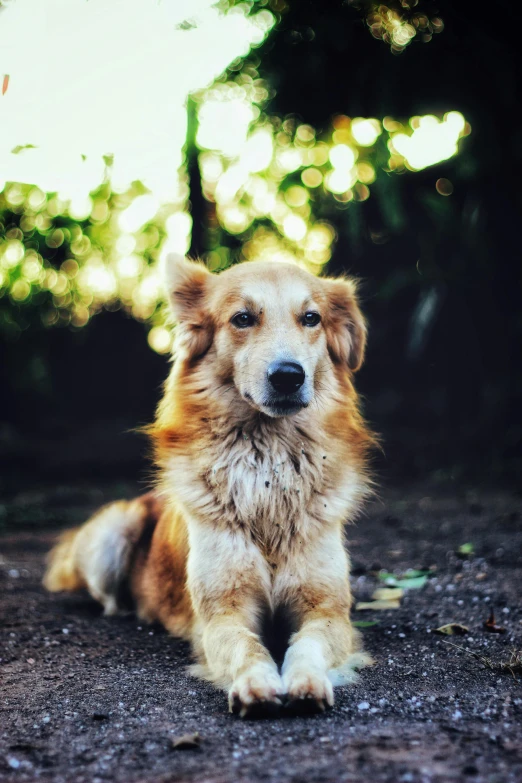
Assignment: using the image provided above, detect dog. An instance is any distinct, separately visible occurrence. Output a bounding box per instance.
[44,254,376,717]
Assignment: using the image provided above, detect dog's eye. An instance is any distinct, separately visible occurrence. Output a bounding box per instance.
[231,312,255,328]
[302,311,321,327]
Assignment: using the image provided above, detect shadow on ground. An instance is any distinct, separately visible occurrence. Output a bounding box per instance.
[1,484,521,783]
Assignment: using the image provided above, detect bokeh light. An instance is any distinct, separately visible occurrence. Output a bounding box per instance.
[366,3,444,54]
[0,1,470,353]
[389,112,470,171]
[435,178,454,196]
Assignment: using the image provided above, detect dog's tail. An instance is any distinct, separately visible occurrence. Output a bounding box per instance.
[43,527,85,593]
[43,492,162,615]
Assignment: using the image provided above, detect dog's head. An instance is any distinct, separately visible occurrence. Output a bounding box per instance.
[164,254,366,418]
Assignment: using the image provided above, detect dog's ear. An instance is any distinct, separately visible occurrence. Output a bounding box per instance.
[323,277,367,372]
[163,253,213,359]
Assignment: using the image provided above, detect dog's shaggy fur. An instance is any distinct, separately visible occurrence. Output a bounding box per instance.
[44,255,377,716]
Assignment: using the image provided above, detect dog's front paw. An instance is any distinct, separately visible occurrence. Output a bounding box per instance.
[229,665,284,719]
[283,669,334,714]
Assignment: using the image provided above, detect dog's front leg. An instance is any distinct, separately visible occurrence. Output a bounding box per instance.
[276,530,365,712]
[187,522,284,717]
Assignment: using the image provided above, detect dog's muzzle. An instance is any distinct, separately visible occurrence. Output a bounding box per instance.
[264,361,308,416]
[267,361,305,395]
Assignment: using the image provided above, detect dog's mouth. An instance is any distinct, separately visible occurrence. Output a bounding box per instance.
[241,390,307,417]
[262,395,309,418]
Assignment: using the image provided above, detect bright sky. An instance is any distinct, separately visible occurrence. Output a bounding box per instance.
[0,0,272,201]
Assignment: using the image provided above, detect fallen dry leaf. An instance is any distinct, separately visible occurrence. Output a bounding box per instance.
[171,732,201,750]
[484,610,506,634]
[2,74,9,96]
[355,599,401,611]
[372,587,404,601]
[434,623,469,636]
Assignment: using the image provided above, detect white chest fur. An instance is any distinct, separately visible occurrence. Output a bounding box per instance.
[168,416,362,553]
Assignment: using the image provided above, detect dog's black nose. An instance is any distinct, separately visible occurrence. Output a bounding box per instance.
[267,361,305,394]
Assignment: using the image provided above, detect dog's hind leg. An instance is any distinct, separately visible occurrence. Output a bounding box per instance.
[44,492,161,615]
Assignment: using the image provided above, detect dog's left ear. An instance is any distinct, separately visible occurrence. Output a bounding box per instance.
[163,253,213,359]
[323,277,367,372]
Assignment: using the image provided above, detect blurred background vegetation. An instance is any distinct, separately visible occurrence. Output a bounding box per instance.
[1,0,520,493]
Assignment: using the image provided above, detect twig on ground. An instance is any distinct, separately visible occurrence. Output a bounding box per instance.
[443,641,522,681]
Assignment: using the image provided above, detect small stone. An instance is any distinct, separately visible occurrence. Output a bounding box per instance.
[172,732,202,750]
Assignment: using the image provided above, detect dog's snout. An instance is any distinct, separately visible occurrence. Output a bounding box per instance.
[267,361,305,394]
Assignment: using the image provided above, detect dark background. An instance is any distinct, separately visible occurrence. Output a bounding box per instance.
[1,0,521,494]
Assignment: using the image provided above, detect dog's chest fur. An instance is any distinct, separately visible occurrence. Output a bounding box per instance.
[210,419,325,545]
[170,414,359,556]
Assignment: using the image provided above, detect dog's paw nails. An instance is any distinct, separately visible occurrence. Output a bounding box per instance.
[228,669,284,719]
[284,671,334,714]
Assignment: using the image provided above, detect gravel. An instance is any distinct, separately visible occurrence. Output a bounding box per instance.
[1,483,521,782]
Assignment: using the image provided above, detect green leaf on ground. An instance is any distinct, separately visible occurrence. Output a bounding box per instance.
[377,571,429,589]
[457,543,474,556]
[404,569,431,578]
[397,575,428,589]
[352,620,381,628]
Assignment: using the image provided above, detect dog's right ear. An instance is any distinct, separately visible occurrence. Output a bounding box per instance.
[163,253,213,359]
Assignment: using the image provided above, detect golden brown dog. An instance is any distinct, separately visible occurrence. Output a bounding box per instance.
[44,254,376,717]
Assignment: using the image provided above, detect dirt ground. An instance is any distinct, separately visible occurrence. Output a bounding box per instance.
[1,482,521,783]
